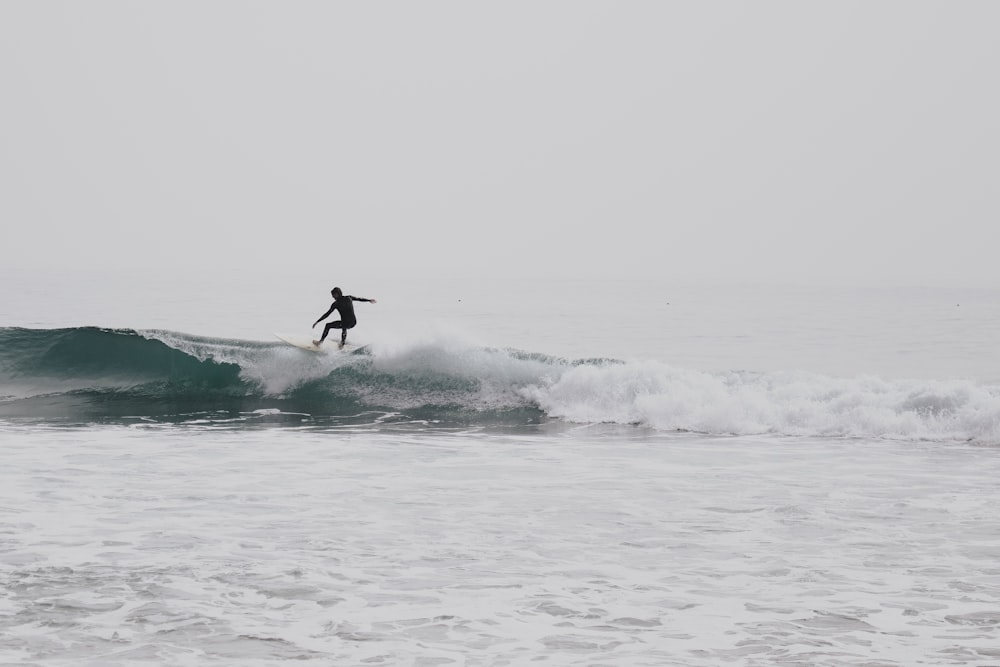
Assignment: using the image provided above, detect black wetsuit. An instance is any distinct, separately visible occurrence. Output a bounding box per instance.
[316,295,374,344]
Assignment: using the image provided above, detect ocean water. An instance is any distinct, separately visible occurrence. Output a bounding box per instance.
[2,269,999,666]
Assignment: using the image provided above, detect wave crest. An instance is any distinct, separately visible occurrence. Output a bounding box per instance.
[1,327,998,442]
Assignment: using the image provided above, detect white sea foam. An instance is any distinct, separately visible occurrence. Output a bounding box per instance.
[524,361,1000,444]
[1,425,998,666]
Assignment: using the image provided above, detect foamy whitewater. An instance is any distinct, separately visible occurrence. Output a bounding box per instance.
[2,270,999,665]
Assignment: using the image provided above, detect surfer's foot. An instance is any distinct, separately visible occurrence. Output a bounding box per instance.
[313,340,322,347]
[338,342,345,349]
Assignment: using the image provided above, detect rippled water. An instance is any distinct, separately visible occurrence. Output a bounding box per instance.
[2,424,998,666]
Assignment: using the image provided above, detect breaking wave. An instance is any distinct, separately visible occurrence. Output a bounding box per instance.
[1,327,998,443]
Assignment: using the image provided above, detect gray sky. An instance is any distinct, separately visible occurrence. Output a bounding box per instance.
[2,1,998,287]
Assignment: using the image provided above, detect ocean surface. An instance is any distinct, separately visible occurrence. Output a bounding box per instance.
[2,269,999,666]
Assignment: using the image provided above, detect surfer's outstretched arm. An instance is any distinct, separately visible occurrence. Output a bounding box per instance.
[350,296,377,304]
[312,304,335,328]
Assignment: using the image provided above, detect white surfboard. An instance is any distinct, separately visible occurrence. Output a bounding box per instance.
[274,333,322,351]
[274,333,362,353]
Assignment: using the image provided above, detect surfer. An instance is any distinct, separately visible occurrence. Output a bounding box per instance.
[312,287,377,348]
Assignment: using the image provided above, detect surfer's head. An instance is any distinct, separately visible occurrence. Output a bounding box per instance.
[331,287,343,298]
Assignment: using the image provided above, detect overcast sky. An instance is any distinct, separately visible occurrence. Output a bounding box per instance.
[2,2,998,287]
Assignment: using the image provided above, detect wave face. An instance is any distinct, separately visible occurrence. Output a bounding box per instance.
[1,327,998,442]
[0,327,548,426]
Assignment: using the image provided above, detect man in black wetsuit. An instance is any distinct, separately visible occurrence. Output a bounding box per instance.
[312,287,377,348]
